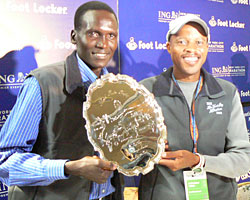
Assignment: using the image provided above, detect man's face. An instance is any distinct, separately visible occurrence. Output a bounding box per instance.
[71,10,118,75]
[167,22,208,82]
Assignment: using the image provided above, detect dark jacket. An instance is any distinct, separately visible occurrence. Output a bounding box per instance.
[8,51,122,200]
[138,67,248,200]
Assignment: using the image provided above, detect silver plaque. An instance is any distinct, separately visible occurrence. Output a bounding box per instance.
[237,183,250,200]
[83,73,167,176]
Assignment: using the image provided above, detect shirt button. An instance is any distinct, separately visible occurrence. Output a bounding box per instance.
[102,189,105,193]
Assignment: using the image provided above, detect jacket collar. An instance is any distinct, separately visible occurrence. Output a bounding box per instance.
[65,51,85,94]
[153,67,225,98]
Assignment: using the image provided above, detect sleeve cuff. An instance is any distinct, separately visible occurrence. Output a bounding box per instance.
[45,159,69,181]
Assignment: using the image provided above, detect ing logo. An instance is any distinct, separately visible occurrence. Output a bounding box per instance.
[0,72,27,84]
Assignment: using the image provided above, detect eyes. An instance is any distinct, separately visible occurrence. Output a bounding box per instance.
[175,38,207,47]
[176,39,187,46]
[87,31,117,40]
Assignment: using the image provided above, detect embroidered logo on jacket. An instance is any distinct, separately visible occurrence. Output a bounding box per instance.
[206,102,223,114]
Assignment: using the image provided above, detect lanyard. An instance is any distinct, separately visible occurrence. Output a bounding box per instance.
[171,73,203,153]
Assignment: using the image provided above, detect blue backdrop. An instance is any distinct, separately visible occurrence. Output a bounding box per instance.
[119,0,250,103]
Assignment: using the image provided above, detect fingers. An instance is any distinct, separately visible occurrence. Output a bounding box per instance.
[159,150,178,171]
[99,159,117,171]
[158,159,178,170]
[159,150,179,171]
[92,156,117,171]
[158,159,181,171]
[66,156,116,183]
[95,168,113,184]
[162,151,180,159]
[82,157,115,183]
[159,150,197,171]
[93,155,99,159]
[158,158,175,166]
[164,140,169,151]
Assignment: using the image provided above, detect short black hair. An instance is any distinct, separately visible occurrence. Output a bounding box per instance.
[74,1,117,31]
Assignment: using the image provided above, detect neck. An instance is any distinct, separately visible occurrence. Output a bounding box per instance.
[91,68,102,78]
[173,70,201,82]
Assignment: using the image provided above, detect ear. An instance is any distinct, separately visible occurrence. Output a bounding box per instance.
[166,42,171,53]
[71,30,77,44]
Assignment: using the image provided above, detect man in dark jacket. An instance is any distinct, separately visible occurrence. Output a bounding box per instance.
[139,14,250,200]
[0,1,122,199]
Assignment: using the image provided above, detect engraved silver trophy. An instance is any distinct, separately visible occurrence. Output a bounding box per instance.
[237,182,250,200]
[83,73,167,176]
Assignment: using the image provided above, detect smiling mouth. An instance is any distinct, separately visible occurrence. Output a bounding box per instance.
[183,56,199,65]
[93,52,110,59]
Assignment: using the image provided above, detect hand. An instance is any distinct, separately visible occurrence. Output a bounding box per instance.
[64,155,117,184]
[158,141,200,171]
